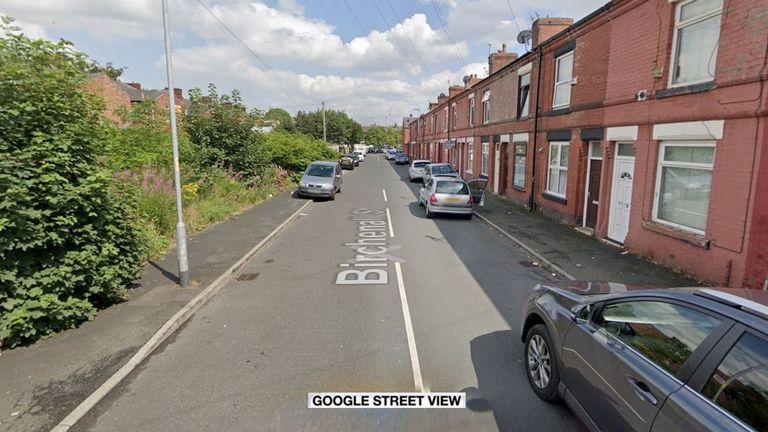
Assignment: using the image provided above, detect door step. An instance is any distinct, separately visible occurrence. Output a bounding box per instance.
[574,226,594,236]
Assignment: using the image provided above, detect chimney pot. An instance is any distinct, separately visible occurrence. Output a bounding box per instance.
[531,17,573,48]
[127,82,142,90]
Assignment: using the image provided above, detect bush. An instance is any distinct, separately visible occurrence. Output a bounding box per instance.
[263,131,339,181]
[0,22,143,347]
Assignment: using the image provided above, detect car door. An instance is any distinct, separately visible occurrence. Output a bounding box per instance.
[335,164,342,189]
[424,165,432,183]
[466,178,487,205]
[652,324,766,432]
[420,179,432,204]
[561,299,730,432]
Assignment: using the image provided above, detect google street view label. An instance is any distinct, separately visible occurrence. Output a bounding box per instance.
[335,208,403,285]
[308,393,466,409]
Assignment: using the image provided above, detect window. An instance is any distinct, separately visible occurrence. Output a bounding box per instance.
[512,143,527,189]
[653,142,715,233]
[468,95,475,127]
[553,51,574,108]
[670,0,723,87]
[467,142,474,173]
[451,103,457,130]
[518,72,531,119]
[546,142,569,197]
[432,114,437,133]
[443,107,448,132]
[594,300,722,375]
[482,90,490,124]
[702,332,768,432]
[481,141,489,175]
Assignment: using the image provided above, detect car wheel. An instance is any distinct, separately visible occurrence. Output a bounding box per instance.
[425,204,434,219]
[525,324,560,402]
[329,190,336,201]
[464,213,473,220]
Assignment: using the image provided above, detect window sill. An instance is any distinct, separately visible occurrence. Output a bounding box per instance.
[547,107,571,116]
[542,192,567,205]
[656,81,715,99]
[641,221,710,249]
[510,185,526,192]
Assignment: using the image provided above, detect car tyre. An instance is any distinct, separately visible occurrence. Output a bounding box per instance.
[329,190,336,201]
[425,204,434,219]
[525,324,560,402]
[464,213,473,220]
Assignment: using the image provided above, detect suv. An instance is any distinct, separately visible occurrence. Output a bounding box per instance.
[521,283,768,432]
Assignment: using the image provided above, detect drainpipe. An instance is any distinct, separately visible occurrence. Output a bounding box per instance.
[529,47,544,211]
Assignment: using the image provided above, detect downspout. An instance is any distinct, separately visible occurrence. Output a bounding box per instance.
[529,47,544,211]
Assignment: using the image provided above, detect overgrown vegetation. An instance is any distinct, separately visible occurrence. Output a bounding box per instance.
[0,20,325,348]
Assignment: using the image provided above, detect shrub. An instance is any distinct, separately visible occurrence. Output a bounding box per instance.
[0,22,143,347]
[262,131,338,181]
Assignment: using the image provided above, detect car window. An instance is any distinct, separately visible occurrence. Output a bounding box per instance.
[431,165,453,174]
[701,332,768,432]
[593,300,722,375]
[305,164,334,177]
[425,166,431,174]
[435,181,469,195]
[414,162,429,168]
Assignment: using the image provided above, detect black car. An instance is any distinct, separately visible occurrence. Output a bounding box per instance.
[521,282,768,432]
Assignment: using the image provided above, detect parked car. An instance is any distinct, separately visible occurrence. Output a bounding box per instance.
[423,163,459,184]
[386,149,397,160]
[521,282,768,432]
[339,154,355,170]
[417,177,485,219]
[395,152,409,165]
[349,153,361,166]
[408,160,432,182]
[352,151,365,162]
[297,161,342,200]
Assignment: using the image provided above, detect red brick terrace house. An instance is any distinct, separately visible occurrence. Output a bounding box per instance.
[409,0,768,289]
[85,73,188,126]
[402,115,416,150]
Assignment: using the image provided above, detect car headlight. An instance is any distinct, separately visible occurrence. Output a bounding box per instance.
[322,183,333,189]
[299,181,307,187]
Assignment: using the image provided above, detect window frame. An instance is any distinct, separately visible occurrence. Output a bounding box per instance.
[432,113,437,134]
[652,140,716,235]
[443,106,448,132]
[468,94,475,127]
[481,142,489,176]
[467,142,474,174]
[553,51,574,109]
[512,142,527,189]
[518,72,531,119]
[546,141,569,198]
[669,0,724,88]
[482,90,490,124]
[451,102,457,131]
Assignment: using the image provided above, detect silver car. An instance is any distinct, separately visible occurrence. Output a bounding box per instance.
[297,161,342,200]
[408,160,432,182]
[418,178,484,219]
[423,163,459,184]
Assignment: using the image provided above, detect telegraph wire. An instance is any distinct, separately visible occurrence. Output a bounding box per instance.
[505,0,523,35]
[342,0,400,77]
[384,0,433,76]
[430,0,468,70]
[372,0,416,66]
[194,0,319,103]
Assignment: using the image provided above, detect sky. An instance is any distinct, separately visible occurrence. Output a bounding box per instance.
[2,0,607,125]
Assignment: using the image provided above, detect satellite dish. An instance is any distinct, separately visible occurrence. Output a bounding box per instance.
[462,75,470,85]
[517,29,533,45]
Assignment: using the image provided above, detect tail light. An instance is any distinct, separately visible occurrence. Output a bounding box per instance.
[465,196,473,207]
[429,193,439,205]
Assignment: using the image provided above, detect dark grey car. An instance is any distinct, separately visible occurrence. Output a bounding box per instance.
[521,283,768,432]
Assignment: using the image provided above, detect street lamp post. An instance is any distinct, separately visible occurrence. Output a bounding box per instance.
[161,0,189,287]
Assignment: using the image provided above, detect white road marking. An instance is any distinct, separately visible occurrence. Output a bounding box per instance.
[385,208,394,238]
[395,262,425,392]
[382,189,388,202]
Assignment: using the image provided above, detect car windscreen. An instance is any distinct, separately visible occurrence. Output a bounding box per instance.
[435,181,469,195]
[430,165,454,174]
[305,164,334,177]
[413,162,429,168]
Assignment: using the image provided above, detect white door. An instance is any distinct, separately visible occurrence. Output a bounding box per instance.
[493,143,501,193]
[608,143,635,243]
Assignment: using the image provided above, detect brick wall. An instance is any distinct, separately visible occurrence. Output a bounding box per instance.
[84,74,131,125]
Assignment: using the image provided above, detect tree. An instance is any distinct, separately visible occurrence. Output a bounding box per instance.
[85,60,126,80]
[185,84,268,177]
[0,18,143,347]
[364,126,388,146]
[264,108,295,132]
[294,109,362,144]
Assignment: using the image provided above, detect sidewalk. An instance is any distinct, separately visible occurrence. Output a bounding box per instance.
[0,190,306,432]
[475,194,700,287]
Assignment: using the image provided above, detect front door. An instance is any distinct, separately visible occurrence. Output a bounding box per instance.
[608,143,634,243]
[493,143,501,193]
[586,160,602,228]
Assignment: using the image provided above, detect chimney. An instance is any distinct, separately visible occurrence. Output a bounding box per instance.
[448,85,463,98]
[464,74,480,89]
[488,48,518,75]
[174,88,183,100]
[437,92,447,103]
[127,82,142,90]
[532,17,573,48]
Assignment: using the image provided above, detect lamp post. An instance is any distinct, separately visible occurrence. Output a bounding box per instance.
[161,0,189,287]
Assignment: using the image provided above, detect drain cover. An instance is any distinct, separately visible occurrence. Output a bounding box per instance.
[236,272,260,281]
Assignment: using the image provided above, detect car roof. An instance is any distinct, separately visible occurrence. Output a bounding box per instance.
[309,161,336,166]
[428,163,451,166]
[413,159,431,163]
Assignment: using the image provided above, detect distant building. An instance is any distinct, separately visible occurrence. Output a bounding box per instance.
[84,73,188,125]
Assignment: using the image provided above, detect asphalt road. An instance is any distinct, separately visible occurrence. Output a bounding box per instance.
[74,156,584,432]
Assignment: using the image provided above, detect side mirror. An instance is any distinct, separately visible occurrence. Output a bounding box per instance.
[571,304,592,324]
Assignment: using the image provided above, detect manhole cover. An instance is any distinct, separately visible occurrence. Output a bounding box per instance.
[236,272,260,281]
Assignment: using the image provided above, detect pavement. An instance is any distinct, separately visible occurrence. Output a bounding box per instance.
[474,193,699,287]
[0,190,306,432]
[0,156,698,432]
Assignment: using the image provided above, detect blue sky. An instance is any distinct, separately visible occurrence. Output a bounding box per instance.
[3,0,606,125]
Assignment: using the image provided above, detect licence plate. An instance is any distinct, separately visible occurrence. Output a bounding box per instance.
[445,197,462,203]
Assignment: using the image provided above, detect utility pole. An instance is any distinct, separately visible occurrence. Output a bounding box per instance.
[161,0,189,288]
[321,101,327,144]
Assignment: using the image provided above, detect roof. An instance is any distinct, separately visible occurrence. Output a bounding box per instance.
[86,73,188,107]
[309,161,337,166]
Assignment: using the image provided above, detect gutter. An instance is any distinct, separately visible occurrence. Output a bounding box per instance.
[529,47,543,211]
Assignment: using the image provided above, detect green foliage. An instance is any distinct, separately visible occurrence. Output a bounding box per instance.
[365,125,400,146]
[186,84,269,177]
[264,108,295,132]
[85,60,127,81]
[0,22,144,348]
[295,109,363,145]
[263,131,338,181]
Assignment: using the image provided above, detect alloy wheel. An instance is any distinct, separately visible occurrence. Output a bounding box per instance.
[527,334,552,389]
